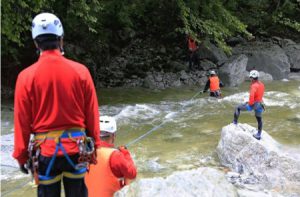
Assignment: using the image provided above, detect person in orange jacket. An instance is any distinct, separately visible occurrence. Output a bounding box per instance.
[85,116,137,197]
[203,70,224,98]
[13,13,101,197]
[233,70,265,140]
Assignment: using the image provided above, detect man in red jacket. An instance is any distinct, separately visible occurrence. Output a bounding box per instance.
[13,13,101,197]
[233,70,265,140]
[187,35,199,70]
[85,116,137,197]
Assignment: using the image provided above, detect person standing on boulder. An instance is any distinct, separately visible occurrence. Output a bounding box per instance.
[203,70,224,98]
[233,70,265,140]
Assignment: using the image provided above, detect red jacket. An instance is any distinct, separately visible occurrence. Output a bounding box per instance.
[13,50,101,164]
[101,141,137,179]
[188,37,197,52]
[249,80,265,105]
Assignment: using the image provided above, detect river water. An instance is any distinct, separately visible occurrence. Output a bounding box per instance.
[1,80,300,196]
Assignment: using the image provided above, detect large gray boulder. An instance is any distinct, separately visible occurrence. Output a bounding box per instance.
[198,40,228,65]
[217,124,300,194]
[219,55,248,87]
[233,42,290,79]
[283,44,300,70]
[115,167,237,197]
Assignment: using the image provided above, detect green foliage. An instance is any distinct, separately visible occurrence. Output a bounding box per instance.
[224,0,300,36]
[2,0,300,86]
[176,0,252,54]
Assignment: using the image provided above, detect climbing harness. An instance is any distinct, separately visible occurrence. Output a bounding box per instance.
[27,140,40,184]
[125,89,204,148]
[28,128,96,185]
[76,136,96,170]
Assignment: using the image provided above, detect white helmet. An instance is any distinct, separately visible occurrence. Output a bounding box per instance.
[210,70,216,75]
[249,70,259,78]
[100,116,117,137]
[32,13,64,39]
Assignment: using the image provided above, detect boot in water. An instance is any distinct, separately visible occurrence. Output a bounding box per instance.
[253,131,261,140]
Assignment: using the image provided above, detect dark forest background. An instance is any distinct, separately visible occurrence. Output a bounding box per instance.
[2,0,300,89]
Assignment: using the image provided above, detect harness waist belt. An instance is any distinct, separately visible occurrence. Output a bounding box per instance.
[34,128,85,141]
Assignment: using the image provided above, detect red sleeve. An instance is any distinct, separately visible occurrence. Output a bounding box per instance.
[13,74,32,165]
[83,70,101,147]
[248,84,256,106]
[109,150,137,179]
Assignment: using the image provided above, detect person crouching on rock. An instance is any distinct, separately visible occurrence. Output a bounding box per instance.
[233,70,265,140]
[85,116,137,197]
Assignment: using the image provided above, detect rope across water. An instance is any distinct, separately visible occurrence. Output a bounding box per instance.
[125,90,203,148]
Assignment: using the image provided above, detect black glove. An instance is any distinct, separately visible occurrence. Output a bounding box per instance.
[19,164,29,174]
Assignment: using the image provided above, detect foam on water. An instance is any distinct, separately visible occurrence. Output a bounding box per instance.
[220,91,300,109]
[221,92,249,104]
[1,134,22,180]
[115,104,160,120]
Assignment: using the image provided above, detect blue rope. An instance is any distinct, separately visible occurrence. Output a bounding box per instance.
[58,143,76,169]
[45,144,59,177]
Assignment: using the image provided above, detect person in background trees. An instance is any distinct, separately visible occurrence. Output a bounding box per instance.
[187,35,200,71]
[85,116,137,197]
[203,70,224,98]
[233,70,265,140]
[13,13,101,197]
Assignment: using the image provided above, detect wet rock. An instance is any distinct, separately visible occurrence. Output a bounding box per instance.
[198,40,228,65]
[288,73,300,81]
[237,189,284,197]
[115,167,237,197]
[200,60,217,71]
[283,44,300,70]
[219,55,248,87]
[233,42,290,79]
[217,123,300,194]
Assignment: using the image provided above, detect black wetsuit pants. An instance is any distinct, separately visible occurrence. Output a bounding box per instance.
[233,103,263,132]
[37,154,87,197]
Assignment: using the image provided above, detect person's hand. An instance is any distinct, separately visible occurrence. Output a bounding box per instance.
[19,163,29,174]
[118,146,129,155]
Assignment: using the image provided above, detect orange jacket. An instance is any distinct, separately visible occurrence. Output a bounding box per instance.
[13,50,101,164]
[249,80,264,105]
[209,76,220,91]
[85,146,136,197]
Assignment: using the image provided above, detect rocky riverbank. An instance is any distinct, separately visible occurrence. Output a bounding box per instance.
[1,37,300,99]
[97,36,300,89]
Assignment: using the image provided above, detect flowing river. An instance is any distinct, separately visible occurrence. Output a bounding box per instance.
[1,80,300,196]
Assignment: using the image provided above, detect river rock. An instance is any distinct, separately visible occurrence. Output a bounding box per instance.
[283,44,300,70]
[115,167,237,197]
[217,123,300,195]
[233,42,290,79]
[219,55,248,87]
[198,40,228,65]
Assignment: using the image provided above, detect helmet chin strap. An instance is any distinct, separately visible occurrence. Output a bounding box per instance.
[60,46,65,55]
[59,37,64,55]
